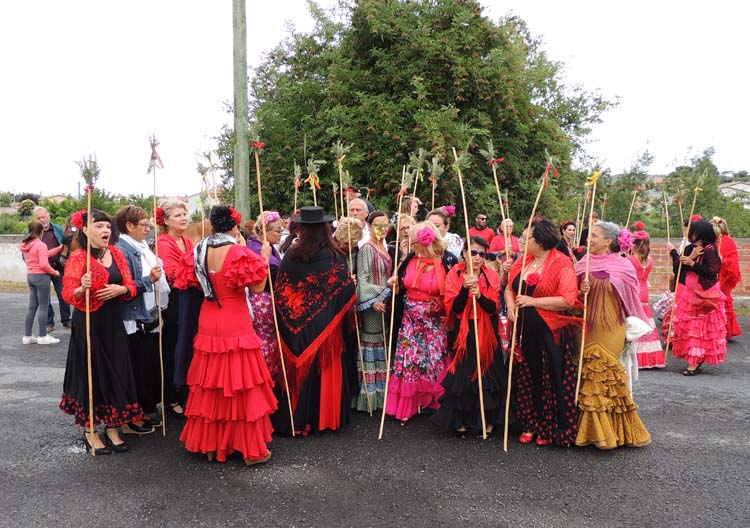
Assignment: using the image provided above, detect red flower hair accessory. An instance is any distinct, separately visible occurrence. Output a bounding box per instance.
[71,209,86,230]
[526,273,541,286]
[417,226,436,246]
[155,207,165,226]
[634,220,645,231]
[229,207,242,226]
[634,231,650,240]
[690,214,702,221]
[443,205,456,217]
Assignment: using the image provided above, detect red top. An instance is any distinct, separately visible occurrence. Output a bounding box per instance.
[489,234,520,254]
[626,255,653,304]
[469,226,495,245]
[718,234,741,292]
[157,234,194,285]
[62,247,137,312]
[403,256,446,301]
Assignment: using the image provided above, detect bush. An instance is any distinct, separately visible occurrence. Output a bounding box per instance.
[0,192,11,207]
[17,199,36,219]
[0,214,27,234]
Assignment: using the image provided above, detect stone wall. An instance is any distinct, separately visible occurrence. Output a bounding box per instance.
[0,235,26,283]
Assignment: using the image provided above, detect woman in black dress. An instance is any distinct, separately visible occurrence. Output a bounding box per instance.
[60,209,143,454]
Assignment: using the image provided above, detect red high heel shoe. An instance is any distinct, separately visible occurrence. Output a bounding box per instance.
[519,432,534,444]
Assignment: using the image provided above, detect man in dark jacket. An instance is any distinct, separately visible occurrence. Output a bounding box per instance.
[33,206,71,331]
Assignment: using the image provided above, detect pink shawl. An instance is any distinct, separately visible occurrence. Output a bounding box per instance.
[575,253,648,323]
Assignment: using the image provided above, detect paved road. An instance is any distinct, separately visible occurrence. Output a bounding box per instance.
[1,292,748,528]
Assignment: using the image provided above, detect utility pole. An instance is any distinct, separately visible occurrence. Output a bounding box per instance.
[232,0,250,218]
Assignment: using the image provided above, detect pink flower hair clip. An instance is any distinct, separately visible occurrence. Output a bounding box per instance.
[417,226,436,246]
[634,231,650,240]
[263,211,281,224]
[442,205,456,217]
[618,229,634,253]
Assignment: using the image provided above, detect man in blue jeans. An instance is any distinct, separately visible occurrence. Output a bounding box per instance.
[33,206,71,332]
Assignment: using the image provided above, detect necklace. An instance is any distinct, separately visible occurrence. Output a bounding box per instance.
[529,252,548,270]
[96,248,109,262]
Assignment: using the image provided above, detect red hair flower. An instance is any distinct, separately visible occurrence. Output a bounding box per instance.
[526,273,541,286]
[252,141,265,149]
[417,226,436,246]
[635,231,650,240]
[230,207,242,226]
[634,220,645,231]
[155,207,166,226]
[443,205,456,217]
[690,214,702,221]
[71,209,86,230]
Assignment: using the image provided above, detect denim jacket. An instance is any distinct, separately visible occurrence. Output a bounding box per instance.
[116,239,153,321]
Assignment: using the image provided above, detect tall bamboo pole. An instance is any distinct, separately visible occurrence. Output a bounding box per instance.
[253,147,296,436]
[378,166,408,440]
[84,186,95,455]
[151,162,167,436]
[574,172,600,406]
[502,163,556,452]
[488,155,512,263]
[664,186,702,361]
[625,186,639,227]
[453,147,487,439]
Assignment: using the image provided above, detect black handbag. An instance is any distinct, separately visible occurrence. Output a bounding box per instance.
[136,306,161,334]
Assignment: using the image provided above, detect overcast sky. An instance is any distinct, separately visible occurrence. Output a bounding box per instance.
[1,1,746,197]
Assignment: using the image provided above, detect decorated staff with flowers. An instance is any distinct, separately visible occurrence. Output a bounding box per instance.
[574,221,651,449]
[385,222,450,426]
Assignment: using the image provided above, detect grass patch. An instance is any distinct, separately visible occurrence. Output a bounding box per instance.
[0,281,27,293]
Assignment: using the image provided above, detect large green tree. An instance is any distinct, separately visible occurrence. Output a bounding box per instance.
[217,0,612,224]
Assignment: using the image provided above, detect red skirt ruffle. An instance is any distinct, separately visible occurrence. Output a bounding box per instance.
[180,335,277,462]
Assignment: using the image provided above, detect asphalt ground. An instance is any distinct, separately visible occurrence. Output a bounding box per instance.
[1,291,748,528]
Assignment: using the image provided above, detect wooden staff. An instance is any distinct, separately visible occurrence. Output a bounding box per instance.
[84,184,95,455]
[149,136,167,436]
[253,146,296,436]
[502,162,556,452]
[663,191,671,245]
[574,171,600,406]
[625,185,639,228]
[664,185,702,361]
[378,165,408,440]
[486,147,512,263]
[600,192,608,221]
[293,161,301,213]
[453,147,487,439]
[332,183,339,219]
[574,200,582,247]
[577,187,591,247]
[338,217,372,415]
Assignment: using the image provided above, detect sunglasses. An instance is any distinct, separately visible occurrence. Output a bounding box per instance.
[468,250,498,261]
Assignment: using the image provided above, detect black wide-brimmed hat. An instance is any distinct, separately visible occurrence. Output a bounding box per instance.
[291,206,335,224]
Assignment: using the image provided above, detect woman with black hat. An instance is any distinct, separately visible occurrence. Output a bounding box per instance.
[273,206,357,434]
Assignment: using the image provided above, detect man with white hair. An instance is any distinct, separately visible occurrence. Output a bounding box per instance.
[33,206,70,331]
[348,198,371,247]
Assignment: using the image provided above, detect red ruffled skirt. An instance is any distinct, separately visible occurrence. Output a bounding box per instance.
[671,275,727,366]
[180,334,278,462]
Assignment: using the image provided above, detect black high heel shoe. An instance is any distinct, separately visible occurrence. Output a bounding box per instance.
[82,432,111,455]
[103,428,129,453]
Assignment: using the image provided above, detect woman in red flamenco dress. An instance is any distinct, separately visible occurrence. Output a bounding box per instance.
[179,205,277,465]
[710,217,742,340]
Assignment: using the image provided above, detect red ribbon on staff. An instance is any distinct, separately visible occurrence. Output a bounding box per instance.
[397,185,409,199]
[305,174,321,190]
[542,164,559,188]
[252,141,266,149]
[487,157,505,166]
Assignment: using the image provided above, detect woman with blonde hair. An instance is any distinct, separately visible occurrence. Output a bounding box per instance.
[155,200,192,416]
[246,211,284,385]
[385,222,450,425]
[710,217,742,340]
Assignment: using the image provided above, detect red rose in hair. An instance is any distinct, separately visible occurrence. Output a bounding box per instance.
[526,272,541,286]
[690,214,702,221]
[155,207,165,226]
[229,207,242,226]
[634,220,645,230]
[71,209,86,229]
